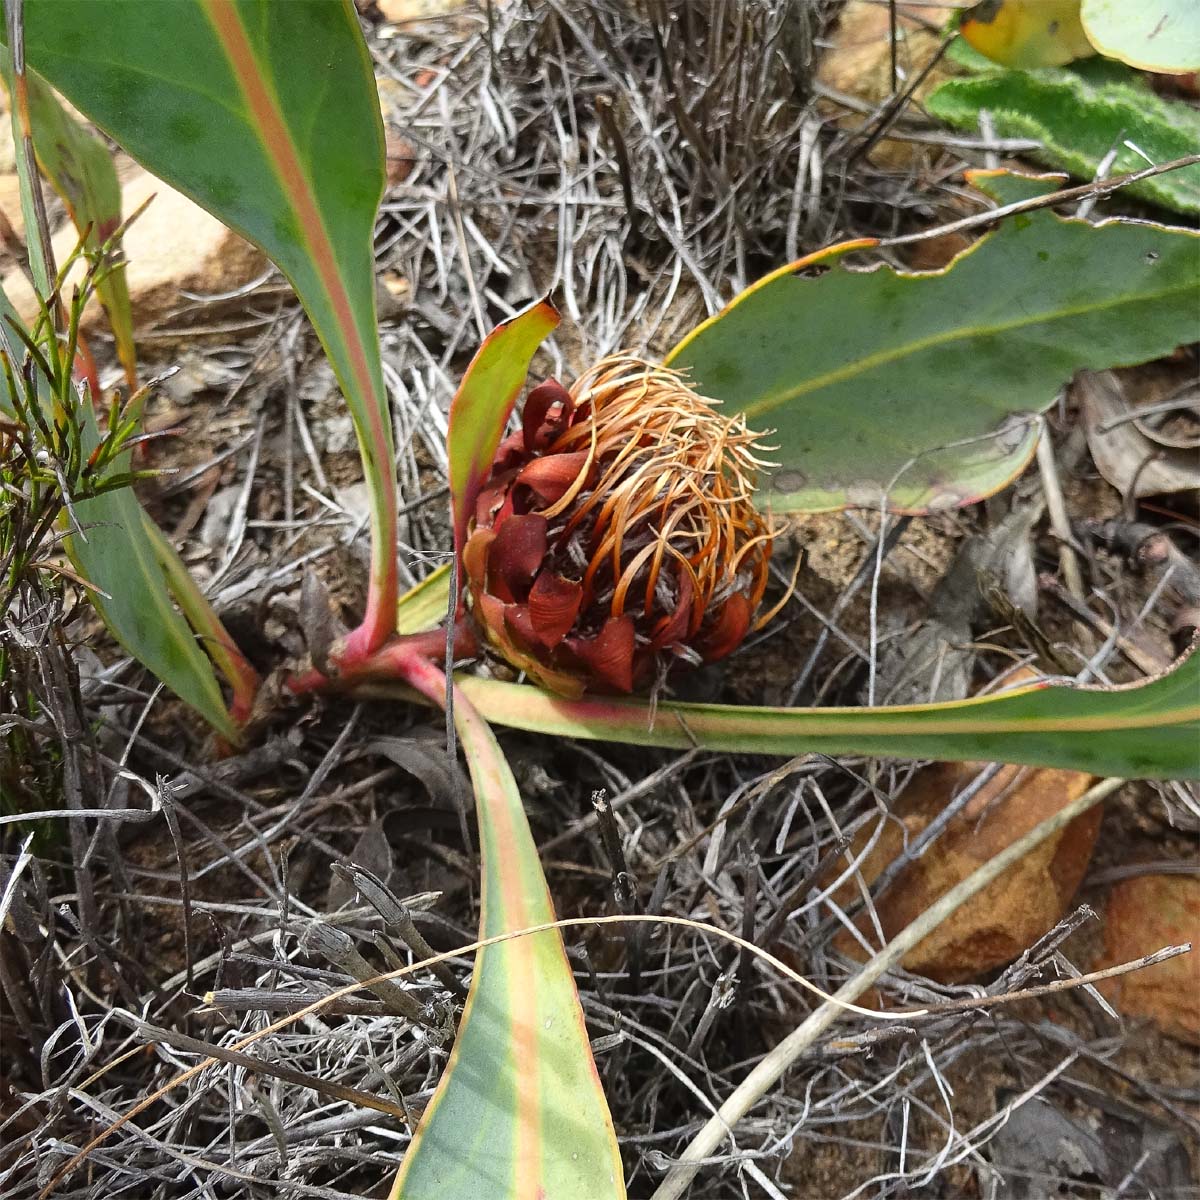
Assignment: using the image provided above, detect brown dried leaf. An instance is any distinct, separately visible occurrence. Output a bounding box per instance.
[1079,369,1200,500]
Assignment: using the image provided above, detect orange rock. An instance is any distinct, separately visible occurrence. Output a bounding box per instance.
[377,76,417,187]
[1097,874,1200,1045]
[377,0,469,22]
[833,759,1101,981]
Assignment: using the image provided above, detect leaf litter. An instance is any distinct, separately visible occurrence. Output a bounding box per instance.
[2,3,1198,1198]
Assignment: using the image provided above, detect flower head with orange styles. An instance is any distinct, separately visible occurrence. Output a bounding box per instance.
[463,355,775,697]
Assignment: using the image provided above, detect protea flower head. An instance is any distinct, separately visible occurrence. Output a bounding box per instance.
[463,355,775,697]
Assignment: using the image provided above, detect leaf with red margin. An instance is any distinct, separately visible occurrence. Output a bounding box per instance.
[439,642,1200,782]
[448,297,560,573]
[10,0,399,655]
[387,656,625,1200]
[667,181,1199,514]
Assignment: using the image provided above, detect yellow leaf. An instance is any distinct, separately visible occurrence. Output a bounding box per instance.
[961,0,1094,67]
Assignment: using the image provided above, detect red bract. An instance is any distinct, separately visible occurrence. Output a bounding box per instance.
[464,355,775,697]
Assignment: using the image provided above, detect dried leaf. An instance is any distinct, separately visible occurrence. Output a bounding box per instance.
[359,735,468,812]
[1079,369,1200,500]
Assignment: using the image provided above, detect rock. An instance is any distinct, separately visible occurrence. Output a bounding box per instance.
[0,171,23,240]
[816,1,959,172]
[376,0,464,22]
[833,758,1101,981]
[376,76,417,187]
[1,166,266,335]
[319,413,357,455]
[1097,874,1200,1045]
[199,485,243,550]
[818,1,952,105]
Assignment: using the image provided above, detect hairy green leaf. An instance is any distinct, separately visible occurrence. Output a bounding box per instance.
[11,0,399,653]
[389,659,624,1199]
[1081,0,1200,72]
[929,61,1200,215]
[667,181,1199,513]
[444,646,1200,781]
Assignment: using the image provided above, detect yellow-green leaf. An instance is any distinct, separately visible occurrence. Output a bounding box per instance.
[449,644,1200,781]
[960,0,1094,68]
[68,410,238,741]
[389,659,624,1199]
[1081,0,1200,72]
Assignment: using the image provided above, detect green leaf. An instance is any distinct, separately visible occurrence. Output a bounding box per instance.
[2,33,50,299]
[0,283,25,419]
[396,563,452,635]
[928,64,1200,215]
[667,187,1199,513]
[1081,0,1200,72]
[12,0,399,653]
[447,297,560,565]
[140,510,259,723]
[21,70,138,385]
[449,646,1200,780]
[68,410,238,742]
[389,663,624,1200]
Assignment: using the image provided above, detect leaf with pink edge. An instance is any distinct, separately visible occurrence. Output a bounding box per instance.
[667,180,1199,514]
[447,296,560,571]
[388,656,624,1199]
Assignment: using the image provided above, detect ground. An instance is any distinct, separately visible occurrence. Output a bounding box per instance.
[2,2,1198,1198]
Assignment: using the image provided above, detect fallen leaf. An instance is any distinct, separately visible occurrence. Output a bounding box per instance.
[1097,873,1200,1044]
[359,734,469,812]
[326,818,394,912]
[818,1,950,102]
[1079,370,1200,500]
[960,0,1094,68]
[988,1096,1107,1198]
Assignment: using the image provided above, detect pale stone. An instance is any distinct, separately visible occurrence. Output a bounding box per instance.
[1,166,266,334]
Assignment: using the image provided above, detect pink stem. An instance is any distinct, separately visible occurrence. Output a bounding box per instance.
[337,579,397,665]
[287,618,479,697]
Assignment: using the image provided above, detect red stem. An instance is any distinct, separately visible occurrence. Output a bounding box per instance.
[287,618,479,697]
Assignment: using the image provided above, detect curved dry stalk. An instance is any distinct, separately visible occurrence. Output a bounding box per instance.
[648,775,1130,1200]
[39,799,1188,1200]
